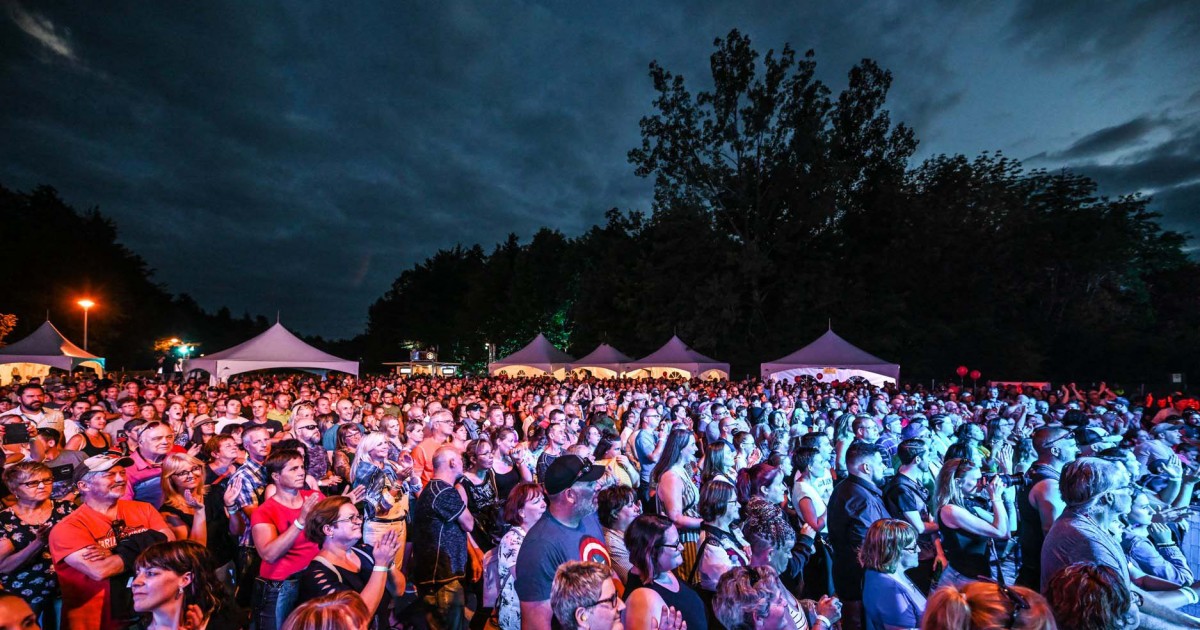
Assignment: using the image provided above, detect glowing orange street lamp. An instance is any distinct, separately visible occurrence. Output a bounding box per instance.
[77,299,95,351]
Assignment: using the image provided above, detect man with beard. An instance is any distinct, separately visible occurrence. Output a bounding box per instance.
[49,454,173,630]
[827,442,888,630]
[882,439,943,593]
[1,383,64,434]
[517,454,610,630]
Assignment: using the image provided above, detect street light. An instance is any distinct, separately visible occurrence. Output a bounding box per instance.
[76,299,95,351]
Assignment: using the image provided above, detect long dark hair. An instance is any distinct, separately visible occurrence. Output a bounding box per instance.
[135,541,223,624]
[650,429,695,486]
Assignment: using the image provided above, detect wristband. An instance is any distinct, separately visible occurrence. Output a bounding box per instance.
[293,519,305,531]
[372,565,389,573]
[815,615,831,629]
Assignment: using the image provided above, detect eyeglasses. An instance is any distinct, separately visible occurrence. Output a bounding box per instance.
[332,515,364,525]
[294,425,318,432]
[20,478,53,489]
[579,592,619,609]
[658,541,681,550]
[1043,431,1075,448]
[999,583,1029,629]
[171,466,204,479]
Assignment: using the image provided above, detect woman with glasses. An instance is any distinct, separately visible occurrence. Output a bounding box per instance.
[624,514,708,630]
[933,458,1009,590]
[298,496,404,630]
[459,438,502,551]
[159,453,216,544]
[691,480,749,626]
[860,519,926,630]
[0,462,75,628]
[331,424,363,487]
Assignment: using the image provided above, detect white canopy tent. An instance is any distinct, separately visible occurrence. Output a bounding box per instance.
[489,333,574,379]
[0,321,105,385]
[761,328,899,387]
[184,322,358,384]
[570,343,633,378]
[625,336,730,380]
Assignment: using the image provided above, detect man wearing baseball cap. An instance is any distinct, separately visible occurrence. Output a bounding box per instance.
[49,454,173,629]
[515,455,611,630]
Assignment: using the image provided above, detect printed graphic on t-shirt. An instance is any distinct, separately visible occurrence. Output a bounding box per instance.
[579,535,611,566]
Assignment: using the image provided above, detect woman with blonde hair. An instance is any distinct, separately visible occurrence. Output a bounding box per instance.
[350,432,418,556]
[921,581,1055,630]
[933,458,1009,590]
[160,452,212,544]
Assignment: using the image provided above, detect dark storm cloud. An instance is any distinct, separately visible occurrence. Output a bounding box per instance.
[1037,116,1170,160]
[3,1,1198,336]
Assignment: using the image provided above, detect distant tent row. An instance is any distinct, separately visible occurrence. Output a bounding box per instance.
[489,328,899,385]
[0,321,106,386]
[489,334,731,380]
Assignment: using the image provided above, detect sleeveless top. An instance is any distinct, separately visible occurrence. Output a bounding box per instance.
[79,432,111,457]
[493,464,522,501]
[625,573,709,630]
[937,499,994,579]
[1016,464,1059,586]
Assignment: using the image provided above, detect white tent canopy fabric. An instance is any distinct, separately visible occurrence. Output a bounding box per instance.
[570,343,633,378]
[184,322,358,383]
[489,334,574,379]
[0,321,105,385]
[625,336,730,380]
[761,328,899,387]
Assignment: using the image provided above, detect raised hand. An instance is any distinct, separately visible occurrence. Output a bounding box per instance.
[297,492,321,522]
[223,475,243,507]
[372,529,401,566]
[650,606,685,630]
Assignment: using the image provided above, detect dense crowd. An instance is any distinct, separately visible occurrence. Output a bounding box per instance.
[1,372,1199,630]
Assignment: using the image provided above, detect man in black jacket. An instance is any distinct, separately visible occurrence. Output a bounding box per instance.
[828,442,888,630]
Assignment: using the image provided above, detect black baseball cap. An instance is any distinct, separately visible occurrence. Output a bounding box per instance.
[543,455,605,495]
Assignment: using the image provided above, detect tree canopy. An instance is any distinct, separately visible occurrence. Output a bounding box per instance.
[365,30,1200,382]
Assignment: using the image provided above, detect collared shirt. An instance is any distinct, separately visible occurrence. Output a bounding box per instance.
[122,450,164,506]
[228,458,266,545]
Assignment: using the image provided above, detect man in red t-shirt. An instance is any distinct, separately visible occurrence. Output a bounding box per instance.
[49,454,174,630]
[413,408,456,485]
[250,448,322,630]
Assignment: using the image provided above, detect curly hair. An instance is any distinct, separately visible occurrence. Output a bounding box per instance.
[741,497,795,551]
[713,565,785,630]
[1044,563,1134,630]
[281,591,370,630]
[596,484,637,529]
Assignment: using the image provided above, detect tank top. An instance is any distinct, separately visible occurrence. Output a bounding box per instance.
[625,573,709,630]
[1016,464,1060,587]
[79,432,111,457]
[493,465,522,501]
[937,500,994,580]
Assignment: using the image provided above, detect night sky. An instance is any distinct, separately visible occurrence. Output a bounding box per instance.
[3,2,1198,338]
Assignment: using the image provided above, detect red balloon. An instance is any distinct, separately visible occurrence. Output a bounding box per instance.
[970,370,982,380]
[956,366,969,377]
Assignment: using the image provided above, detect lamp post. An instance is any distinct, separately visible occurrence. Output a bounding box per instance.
[76,299,95,351]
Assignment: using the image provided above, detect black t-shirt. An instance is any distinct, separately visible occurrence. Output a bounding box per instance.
[882,471,934,555]
[299,547,388,630]
[244,419,284,436]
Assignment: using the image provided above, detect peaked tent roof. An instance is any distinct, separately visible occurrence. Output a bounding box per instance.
[489,333,574,376]
[761,329,899,383]
[571,343,633,374]
[0,320,105,370]
[184,322,358,381]
[626,336,729,377]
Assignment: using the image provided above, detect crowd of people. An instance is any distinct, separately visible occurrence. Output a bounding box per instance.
[1,371,1199,629]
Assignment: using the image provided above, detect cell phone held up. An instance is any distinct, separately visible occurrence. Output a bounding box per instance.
[2,422,31,445]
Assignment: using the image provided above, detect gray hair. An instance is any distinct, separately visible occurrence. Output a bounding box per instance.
[1060,457,1125,510]
[550,561,612,630]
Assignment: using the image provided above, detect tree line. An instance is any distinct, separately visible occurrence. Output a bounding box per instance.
[3,30,1197,383]
[363,30,1200,383]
